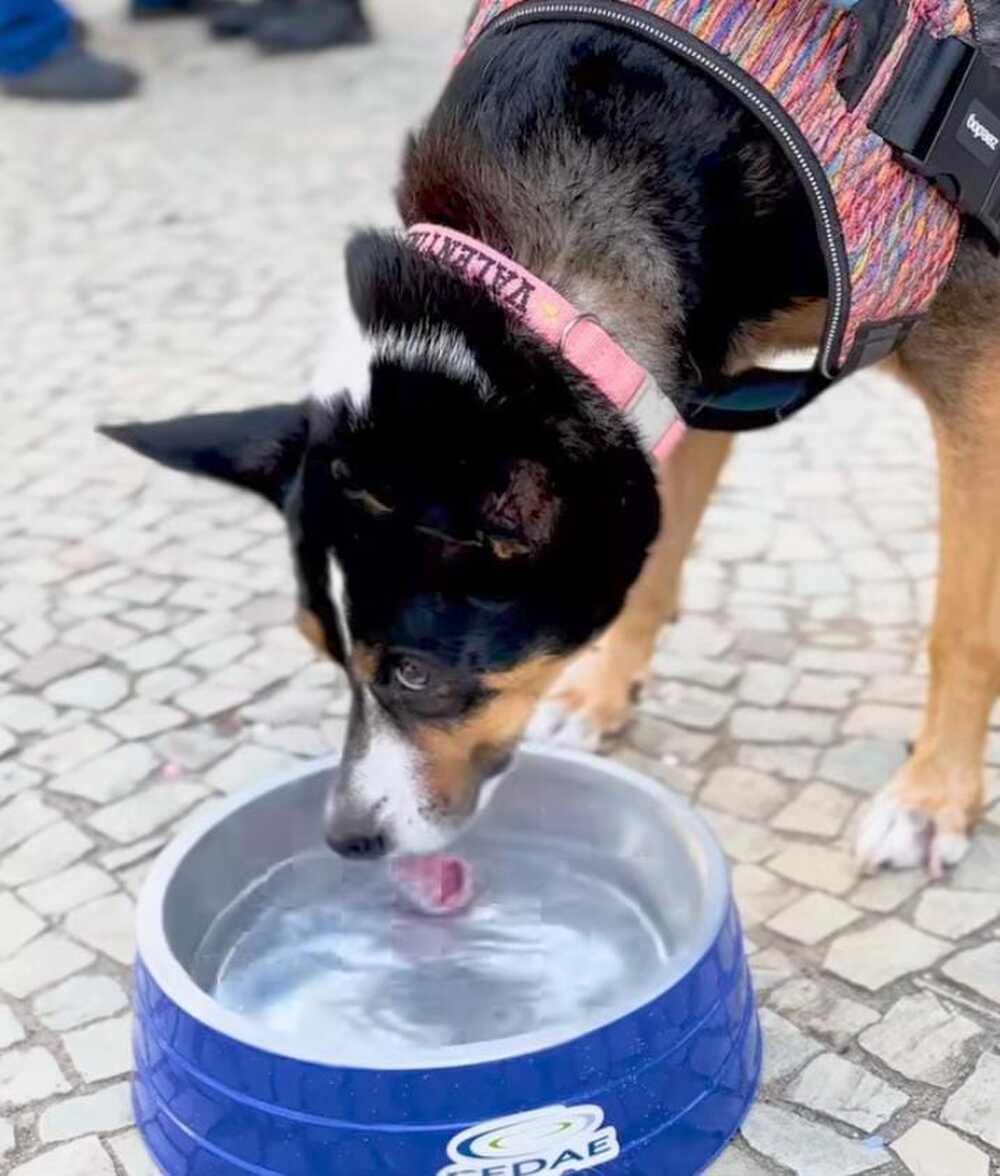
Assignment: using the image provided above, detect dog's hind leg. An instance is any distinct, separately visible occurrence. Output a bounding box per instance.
[528,428,733,750]
[856,241,1000,875]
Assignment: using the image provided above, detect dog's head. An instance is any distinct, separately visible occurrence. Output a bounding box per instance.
[103,231,659,856]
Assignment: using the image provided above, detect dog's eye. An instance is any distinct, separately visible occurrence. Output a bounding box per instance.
[394,656,431,692]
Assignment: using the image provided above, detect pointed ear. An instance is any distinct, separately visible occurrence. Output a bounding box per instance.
[99,402,308,508]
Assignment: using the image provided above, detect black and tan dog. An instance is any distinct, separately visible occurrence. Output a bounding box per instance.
[104,15,1000,875]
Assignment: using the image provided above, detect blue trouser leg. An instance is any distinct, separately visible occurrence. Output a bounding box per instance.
[0,0,72,76]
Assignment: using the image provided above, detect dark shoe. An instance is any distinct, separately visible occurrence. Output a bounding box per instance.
[209,0,290,39]
[129,0,205,20]
[3,42,140,101]
[252,0,370,53]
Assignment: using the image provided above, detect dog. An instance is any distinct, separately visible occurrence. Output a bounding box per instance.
[103,9,1000,876]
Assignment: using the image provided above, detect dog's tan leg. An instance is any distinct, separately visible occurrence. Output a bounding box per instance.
[857,244,1000,874]
[528,428,733,749]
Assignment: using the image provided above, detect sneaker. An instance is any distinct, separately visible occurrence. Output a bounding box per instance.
[129,0,206,20]
[252,0,370,53]
[209,0,290,39]
[3,42,140,102]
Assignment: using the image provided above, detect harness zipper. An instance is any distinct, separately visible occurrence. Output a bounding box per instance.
[476,0,848,378]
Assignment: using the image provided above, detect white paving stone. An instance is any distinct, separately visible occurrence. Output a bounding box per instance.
[770,782,855,837]
[942,1052,1000,1151]
[0,692,57,733]
[941,941,1000,1006]
[48,742,158,804]
[105,1129,161,1175]
[950,833,1000,891]
[787,672,859,710]
[736,744,818,781]
[787,1052,907,1130]
[824,919,950,991]
[63,618,137,656]
[0,1116,12,1157]
[741,1103,889,1176]
[737,662,795,707]
[767,892,861,945]
[64,893,135,965]
[0,1045,70,1106]
[731,864,801,928]
[0,892,45,959]
[20,722,116,774]
[914,887,1000,938]
[100,699,185,739]
[700,767,790,820]
[749,947,797,994]
[33,974,129,1031]
[769,844,857,896]
[892,1119,989,1176]
[0,933,95,999]
[14,646,98,691]
[819,738,908,793]
[205,744,304,793]
[38,1082,133,1143]
[705,1147,770,1175]
[758,1008,823,1083]
[849,868,927,913]
[63,1014,133,1083]
[0,1004,25,1049]
[769,978,879,1050]
[45,666,129,711]
[10,1136,116,1176]
[700,808,785,864]
[730,707,836,745]
[88,782,207,843]
[0,791,60,852]
[18,863,116,916]
[0,821,94,887]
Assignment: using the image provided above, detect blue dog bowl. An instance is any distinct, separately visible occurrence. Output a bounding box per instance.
[133,746,760,1175]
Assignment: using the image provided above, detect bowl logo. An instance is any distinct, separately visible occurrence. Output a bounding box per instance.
[438,1103,620,1175]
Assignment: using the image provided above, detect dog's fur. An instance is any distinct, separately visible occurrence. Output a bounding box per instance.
[105,18,1000,871]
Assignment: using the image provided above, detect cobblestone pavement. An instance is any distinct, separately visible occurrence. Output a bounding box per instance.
[3,2,1000,1173]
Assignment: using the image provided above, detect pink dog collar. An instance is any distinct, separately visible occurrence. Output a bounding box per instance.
[407,223,686,462]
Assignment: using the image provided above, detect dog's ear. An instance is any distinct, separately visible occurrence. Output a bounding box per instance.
[99,402,308,509]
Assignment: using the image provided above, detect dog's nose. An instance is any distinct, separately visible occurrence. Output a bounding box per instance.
[327,829,389,860]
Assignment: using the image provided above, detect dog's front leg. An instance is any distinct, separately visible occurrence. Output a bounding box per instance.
[528,429,733,750]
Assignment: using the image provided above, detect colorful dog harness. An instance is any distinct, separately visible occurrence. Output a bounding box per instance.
[452,0,1000,430]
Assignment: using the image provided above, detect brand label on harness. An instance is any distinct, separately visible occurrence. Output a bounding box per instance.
[437,1104,620,1176]
[958,100,1000,166]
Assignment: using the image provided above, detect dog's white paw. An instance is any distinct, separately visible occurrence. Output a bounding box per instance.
[855,793,970,878]
[526,699,604,751]
[525,642,640,752]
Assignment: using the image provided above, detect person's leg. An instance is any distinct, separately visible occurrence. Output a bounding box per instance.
[0,0,139,100]
[0,0,71,76]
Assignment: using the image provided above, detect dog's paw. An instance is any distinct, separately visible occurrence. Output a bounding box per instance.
[855,792,971,879]
[525,644,639,752]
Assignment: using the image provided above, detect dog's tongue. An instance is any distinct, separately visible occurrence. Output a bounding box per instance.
[389,854,474,916]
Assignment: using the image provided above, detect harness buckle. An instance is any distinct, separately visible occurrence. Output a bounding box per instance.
[873,31,1000,245]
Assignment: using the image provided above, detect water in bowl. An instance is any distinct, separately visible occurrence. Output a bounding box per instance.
[192,832,669,1056]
